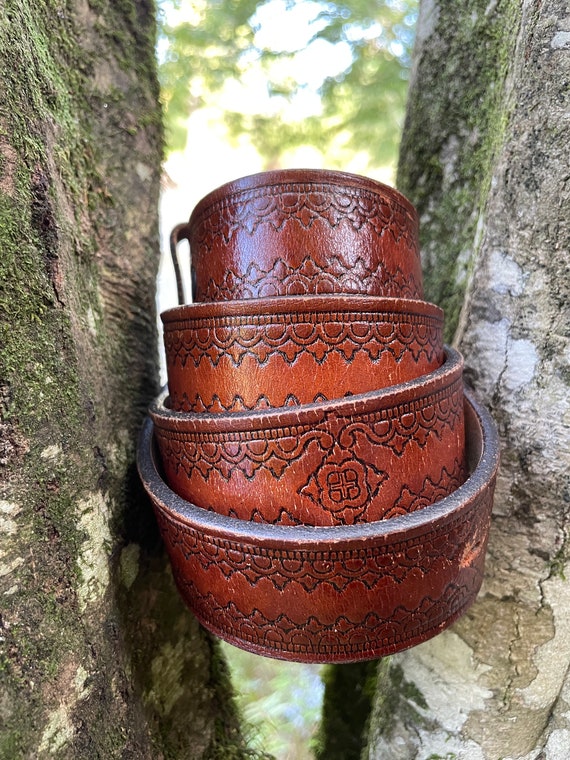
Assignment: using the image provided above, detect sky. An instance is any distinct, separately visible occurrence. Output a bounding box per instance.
[156,0,399,343]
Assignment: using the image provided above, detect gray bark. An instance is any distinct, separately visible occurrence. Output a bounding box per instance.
[0,3,246,758]
[366,0,570,758]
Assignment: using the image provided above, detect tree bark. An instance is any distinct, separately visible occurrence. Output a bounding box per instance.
[366,0,570,757]
[0,3,247,758]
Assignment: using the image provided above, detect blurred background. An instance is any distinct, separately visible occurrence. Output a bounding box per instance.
[155,2,418,756]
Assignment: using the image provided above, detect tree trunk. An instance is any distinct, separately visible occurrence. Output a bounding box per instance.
[0,3,247,758]
[366,0,570,757]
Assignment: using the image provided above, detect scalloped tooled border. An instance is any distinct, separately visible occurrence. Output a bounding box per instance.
[164,309,443,369]
[155,376,464,483]
[173,577,482,658]
[191,182,418,250]
[154,475,491,594]
[202,256,422,301]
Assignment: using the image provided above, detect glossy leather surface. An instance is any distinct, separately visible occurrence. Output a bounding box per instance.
[151,348,466,526]
[139,171,500,662]
[137,390,499,663]
[173,169,422,303]
[162,295,444,413]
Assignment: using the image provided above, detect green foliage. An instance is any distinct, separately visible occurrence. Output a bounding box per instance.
[157,0,417,166]
[221,643,322,758]
[158,0,261,151]
[207,638,275,759]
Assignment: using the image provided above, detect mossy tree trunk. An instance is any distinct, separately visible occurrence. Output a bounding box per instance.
[0,3,247,758]
[365,0,570,757]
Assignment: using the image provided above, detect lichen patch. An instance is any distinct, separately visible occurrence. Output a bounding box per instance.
[38,703,74,755]
[551,31,570,49]
[74,664,91,701]
[504,336,538,394]
[0,499,22,536]
[40,444,63,462]
[488,249,526,296]
[0,555,24,580]
[414,0,440,51]
[76,492,112,610]
[397,630,492,734]
[0,131,18,196]
[119,542,140,589]
[146,639,186,717]
[543,728,570,759]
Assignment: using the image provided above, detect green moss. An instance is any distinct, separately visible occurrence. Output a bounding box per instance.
[548,546,568,581]
[91,0,156,67]
[0,2,158,757]
[372,660,428,736]
[0,730,23,760]
[359,659,395,742]
[207,639,248,758]
[0,6,99,353]
[313,660,379,760]
[389,664,428,711]
[0,223,81,419]
[397,0,522,341]
[360,660,428,756]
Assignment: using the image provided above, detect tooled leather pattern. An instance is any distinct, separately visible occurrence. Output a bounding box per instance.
[154,459,486,595]
[297,447,389,524]
[223,459,466,525]
[166,309,443,412]
[382,459,467,519]
[171,579,480,657]
[154,482,492,657]
[174,392,331,415]
[164,309,443,369]
[191,182,417,246]
[191,182,421,299]
[202,257,422,300]
[156,375,464,483]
